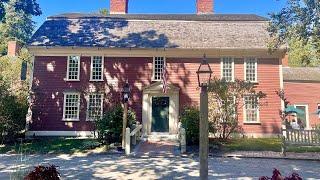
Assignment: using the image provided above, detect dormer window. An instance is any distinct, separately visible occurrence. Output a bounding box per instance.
[152,57,165,81]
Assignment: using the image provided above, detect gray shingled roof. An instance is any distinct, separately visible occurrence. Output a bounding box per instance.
[29,13,270,49]
[283,67,320,82]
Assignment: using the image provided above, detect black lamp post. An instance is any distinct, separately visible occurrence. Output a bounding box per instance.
[196,54,212,180]
[121,81,131,149]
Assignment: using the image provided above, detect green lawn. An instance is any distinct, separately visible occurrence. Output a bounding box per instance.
[215,138,320,153]
[0,138,107,154]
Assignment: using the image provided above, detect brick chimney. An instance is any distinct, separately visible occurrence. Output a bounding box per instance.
[7,41,20,57]
[197,0,214,14]
[110,0,128,14]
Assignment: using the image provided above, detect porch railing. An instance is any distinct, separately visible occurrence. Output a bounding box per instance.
[125,122,143,155]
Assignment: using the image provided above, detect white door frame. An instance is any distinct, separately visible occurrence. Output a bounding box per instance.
[142,82,180,135]
[293,104,310,129]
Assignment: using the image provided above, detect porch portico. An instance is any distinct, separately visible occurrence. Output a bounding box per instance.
[142,82,180,135]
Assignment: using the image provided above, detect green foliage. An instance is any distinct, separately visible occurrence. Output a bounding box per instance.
[180,106,200,145]
[288,37,319,67]
[208,78,266,140]
[0,0,42,55]
[269,0,320,66]
[99,8,109,16]
[0,51,30,143]
[95,104,136,143]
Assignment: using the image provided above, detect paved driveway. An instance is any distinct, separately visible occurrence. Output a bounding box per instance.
[0,154,319,179]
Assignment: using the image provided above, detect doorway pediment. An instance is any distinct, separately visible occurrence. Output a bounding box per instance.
[143,82,180,94]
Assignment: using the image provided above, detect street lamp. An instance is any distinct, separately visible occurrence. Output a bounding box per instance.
[196,54,212,180]
[121,81,131,149]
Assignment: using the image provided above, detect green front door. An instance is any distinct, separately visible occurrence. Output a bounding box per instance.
[151,97,169,132]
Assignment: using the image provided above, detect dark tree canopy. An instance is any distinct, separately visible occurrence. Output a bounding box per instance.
[0,0,41,22]
[269,0,320,51]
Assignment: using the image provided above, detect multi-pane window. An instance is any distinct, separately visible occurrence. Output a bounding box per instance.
[67,56,80,80]
[245,58,257,82]
[221,57,234,81]
[244,95,259,122]
[153,57,165,81]
[87,93,103,121]
[63,93,80,121]
[90,56,103,81]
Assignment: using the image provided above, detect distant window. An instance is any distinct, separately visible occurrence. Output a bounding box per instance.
[317,103,320,118]
[63,93,80,121]
[67,56,80,81]
[90,56,104,81]
[221,57,234,81]
[245,57,257,82]
[153,57,165,81]
[244,95,259,123]
[87,93,103,121]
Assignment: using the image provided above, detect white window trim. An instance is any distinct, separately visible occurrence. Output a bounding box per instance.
[65,55,80,81]
[220,57,235,82]
[90,56,104,82]
[86,93,104,121]
[243,95,260,123]
[244,57,258,83]
[293,104,310,129]
[152,56,166,82]
[62,92,80,121]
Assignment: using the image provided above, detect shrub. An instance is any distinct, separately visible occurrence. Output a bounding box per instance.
[259,169,302,180]
[180,106,200,145]
[24,165,60,180]
[95,104,136,144]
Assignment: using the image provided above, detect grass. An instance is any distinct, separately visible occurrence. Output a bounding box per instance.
[0,138,107,154]
[214,138,320,153]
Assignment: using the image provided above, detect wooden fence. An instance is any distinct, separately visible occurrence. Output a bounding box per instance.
[281,128,320,156]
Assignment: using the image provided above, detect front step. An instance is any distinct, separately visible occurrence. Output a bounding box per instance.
[144,134,179,142]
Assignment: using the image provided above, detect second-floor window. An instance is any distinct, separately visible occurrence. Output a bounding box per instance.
[90,56,104,81]
[87,93,103,121]
[221,57,234,81]
[245,57,257,82]
[244,95,260,123]
[67,56,80,81]
[153,57,165,81]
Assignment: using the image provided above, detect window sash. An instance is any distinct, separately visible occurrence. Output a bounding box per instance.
[244,95,259,123]
[87,93,104,121]
[63,93,80,121]
[245,58,257,82]
[67,56,80,81]
[221,57,234,82]
[152,57,165,81]
[90,56,104,81]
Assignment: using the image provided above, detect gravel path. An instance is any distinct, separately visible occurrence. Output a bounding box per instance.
[1,153,319,179]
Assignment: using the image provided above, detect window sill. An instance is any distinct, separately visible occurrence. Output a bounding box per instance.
[64,78,80,82]
[243,122,261,125]
[62,119,80,122]
[89,80,104,82]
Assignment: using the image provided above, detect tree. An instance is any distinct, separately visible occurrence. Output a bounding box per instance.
[208,78,266,140]
[99,8,109,16]
[269,0,320,65]
[288,37,319,67]
[0,0,42,55]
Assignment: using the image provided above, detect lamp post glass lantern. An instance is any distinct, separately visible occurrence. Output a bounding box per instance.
[197,55,213,87]
[122,81,131,149]
[197,54,212,180]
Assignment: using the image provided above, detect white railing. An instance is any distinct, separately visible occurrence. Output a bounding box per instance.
[125,122,143,155]
[178,122,186,154]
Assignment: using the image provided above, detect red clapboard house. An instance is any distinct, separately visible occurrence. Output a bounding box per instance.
[25,0,286,137]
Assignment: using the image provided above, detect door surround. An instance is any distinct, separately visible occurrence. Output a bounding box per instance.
[142,82,180,135]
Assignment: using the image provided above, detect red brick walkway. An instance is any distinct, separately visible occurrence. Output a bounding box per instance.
[133,138,180,157]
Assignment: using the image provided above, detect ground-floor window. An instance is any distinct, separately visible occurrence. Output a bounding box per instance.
[244,95,259,123]
[63,93,80,121]
[87,93,104,121]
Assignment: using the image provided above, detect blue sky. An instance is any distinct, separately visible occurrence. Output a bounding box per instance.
[33,0,287,27]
